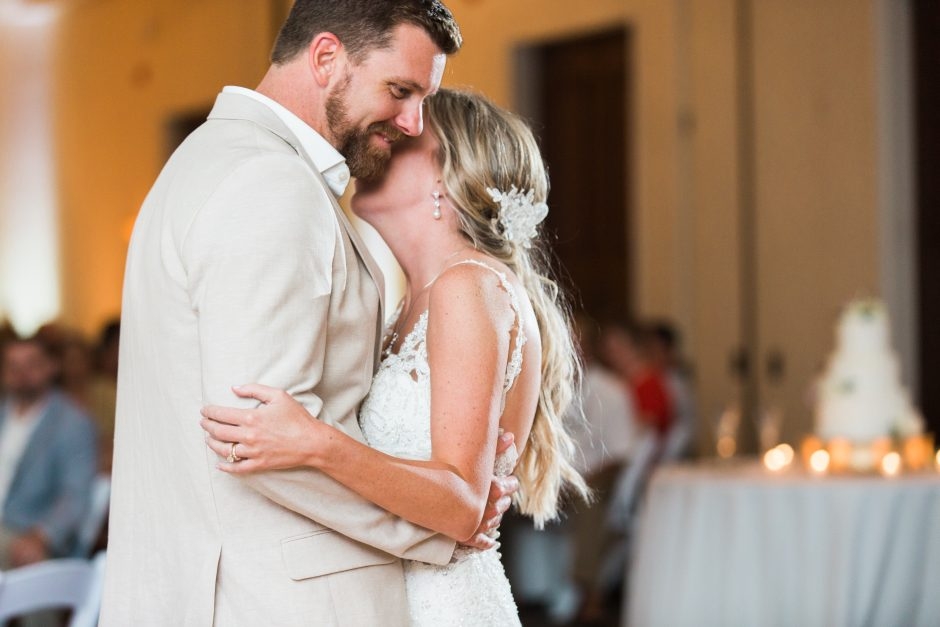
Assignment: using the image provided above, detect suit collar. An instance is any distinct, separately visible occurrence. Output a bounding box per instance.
[205,90,386,322]
[16,393,59,456]
[219,86,350,197]
[2,392,60,490]
[0,392,55,430]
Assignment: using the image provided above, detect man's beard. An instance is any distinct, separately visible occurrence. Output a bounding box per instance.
[326,78,403,181]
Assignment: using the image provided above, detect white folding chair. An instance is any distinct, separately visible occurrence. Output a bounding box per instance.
[0,551,106,627]
[597,432,662,593]
[74,475,111,557]
[605,431,661,533]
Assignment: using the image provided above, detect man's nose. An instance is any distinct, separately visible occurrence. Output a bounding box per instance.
[395,101,424,137]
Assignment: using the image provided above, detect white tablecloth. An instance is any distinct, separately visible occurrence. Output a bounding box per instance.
[628,461,940,627]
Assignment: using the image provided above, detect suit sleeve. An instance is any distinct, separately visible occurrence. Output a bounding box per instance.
[182,153,454,564]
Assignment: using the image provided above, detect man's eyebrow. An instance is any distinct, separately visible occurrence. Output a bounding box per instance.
[389,78,427,94]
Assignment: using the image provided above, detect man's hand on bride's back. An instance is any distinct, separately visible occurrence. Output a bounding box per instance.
[201,383,323,473]
[460,431,520,551]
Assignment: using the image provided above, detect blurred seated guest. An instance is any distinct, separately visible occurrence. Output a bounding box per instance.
[600,319,674,438]
[0,336,97,568]
[58,323,119,473]
[59,331,95,407]
[0,319,14,395]
[0,319,14,344]
[94,319,120,380]
[81,320,120,473]
[645,320,696,460]
[34,322,68,358]
[566,314,637,623]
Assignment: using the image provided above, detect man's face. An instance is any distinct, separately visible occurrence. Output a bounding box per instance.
[325,23,446,180]
[350,126,441,224]
[2,342,56,404]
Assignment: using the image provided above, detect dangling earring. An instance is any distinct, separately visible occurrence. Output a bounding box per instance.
[432,191,442,220]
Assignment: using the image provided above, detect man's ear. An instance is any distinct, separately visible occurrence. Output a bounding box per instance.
[307,32,344,88]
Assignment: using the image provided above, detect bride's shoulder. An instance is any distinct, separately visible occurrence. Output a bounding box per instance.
[434,256,521,296]
[428,257,520,324]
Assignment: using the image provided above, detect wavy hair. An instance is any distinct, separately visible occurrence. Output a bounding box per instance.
[425,89,589,526]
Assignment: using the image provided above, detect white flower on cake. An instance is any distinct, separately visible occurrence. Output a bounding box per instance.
[815,298,923,443]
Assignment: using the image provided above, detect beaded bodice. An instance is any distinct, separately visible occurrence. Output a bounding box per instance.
[360,259,526,462]
[357,259,523,626]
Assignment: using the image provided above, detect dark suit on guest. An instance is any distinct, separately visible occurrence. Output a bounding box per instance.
[1,391,97,557]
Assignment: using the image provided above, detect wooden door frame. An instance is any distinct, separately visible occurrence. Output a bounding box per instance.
[512,26,632,321]
[914,0,939,434]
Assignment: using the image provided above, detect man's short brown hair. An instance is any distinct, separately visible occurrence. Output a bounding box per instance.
[272,0,461,65]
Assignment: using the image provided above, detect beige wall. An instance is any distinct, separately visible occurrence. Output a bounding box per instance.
[750,0,882,444]
[444,0,906,449]
[683,0,744,451]
[2,0,908,452]
[446,0,745,451]
[53,0,275,335]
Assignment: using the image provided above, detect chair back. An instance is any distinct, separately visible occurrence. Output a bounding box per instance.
[606,431,661,532]
[75,475,111,557]
[0,551,107,627]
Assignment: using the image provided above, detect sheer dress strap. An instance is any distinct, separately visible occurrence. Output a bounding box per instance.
[447,259,527,393]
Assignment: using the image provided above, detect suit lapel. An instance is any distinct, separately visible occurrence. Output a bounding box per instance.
[7,394,58,496]
[323,187,386,318]
[206,92,386,321]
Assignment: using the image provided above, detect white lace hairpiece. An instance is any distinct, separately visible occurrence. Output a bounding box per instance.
[485,185,548,248]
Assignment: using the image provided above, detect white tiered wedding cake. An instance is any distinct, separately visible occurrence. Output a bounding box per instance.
[815,299,922,445]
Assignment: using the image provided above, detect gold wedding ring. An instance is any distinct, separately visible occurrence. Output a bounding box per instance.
[227,442,242,463]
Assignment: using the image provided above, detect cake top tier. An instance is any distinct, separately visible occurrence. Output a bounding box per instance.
[835,298,891,354]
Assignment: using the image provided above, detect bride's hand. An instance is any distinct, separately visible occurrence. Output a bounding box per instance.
[460,431,520,551]
[201,383,327,473]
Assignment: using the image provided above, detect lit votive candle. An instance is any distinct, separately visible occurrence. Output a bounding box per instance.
[880,451,902,477]
[809,449,830,475]
[902,435,932,471]
[828,438,852,472]
[935,449,940,472]
[801,435,823,468]
[763,447,787,472]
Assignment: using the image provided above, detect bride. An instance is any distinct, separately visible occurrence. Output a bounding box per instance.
[201,88,588,625]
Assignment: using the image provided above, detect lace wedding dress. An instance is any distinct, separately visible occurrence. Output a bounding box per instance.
[359,260,524,626]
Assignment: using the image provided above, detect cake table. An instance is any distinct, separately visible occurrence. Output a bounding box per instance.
[627,460,940,626]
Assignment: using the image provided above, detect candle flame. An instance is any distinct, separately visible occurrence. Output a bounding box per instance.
[810,449,830,474]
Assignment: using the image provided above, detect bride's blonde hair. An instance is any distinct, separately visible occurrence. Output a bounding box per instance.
[426,88,588,526]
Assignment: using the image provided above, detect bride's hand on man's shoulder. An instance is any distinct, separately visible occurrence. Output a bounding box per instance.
[200,383,322,473]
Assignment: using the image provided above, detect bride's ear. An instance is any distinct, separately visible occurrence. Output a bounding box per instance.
[308,32,343,88]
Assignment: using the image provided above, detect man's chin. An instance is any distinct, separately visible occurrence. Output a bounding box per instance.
[348,151,391,182]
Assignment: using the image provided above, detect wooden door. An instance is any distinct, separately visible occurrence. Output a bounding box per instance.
[914,0,940,435]
[526,29,630,321]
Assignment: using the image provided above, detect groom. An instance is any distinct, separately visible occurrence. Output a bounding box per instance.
[100,2,515,625]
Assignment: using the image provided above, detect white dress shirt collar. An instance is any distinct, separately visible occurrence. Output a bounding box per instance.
[222,86,351,197]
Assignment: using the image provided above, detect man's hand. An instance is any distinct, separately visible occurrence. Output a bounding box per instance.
[10,529,48,567]
[462,431,520,550]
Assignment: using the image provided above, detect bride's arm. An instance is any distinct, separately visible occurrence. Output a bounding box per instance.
[201,265,519,543]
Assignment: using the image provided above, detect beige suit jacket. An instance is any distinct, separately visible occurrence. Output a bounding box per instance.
[100,92,455,627]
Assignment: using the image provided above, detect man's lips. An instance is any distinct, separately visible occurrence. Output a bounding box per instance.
[372,126,403,145]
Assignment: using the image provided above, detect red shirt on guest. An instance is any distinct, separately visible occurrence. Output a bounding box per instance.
[629,369,673,435]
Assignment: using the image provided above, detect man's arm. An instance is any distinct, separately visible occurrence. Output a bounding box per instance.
[183,153,455,562]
